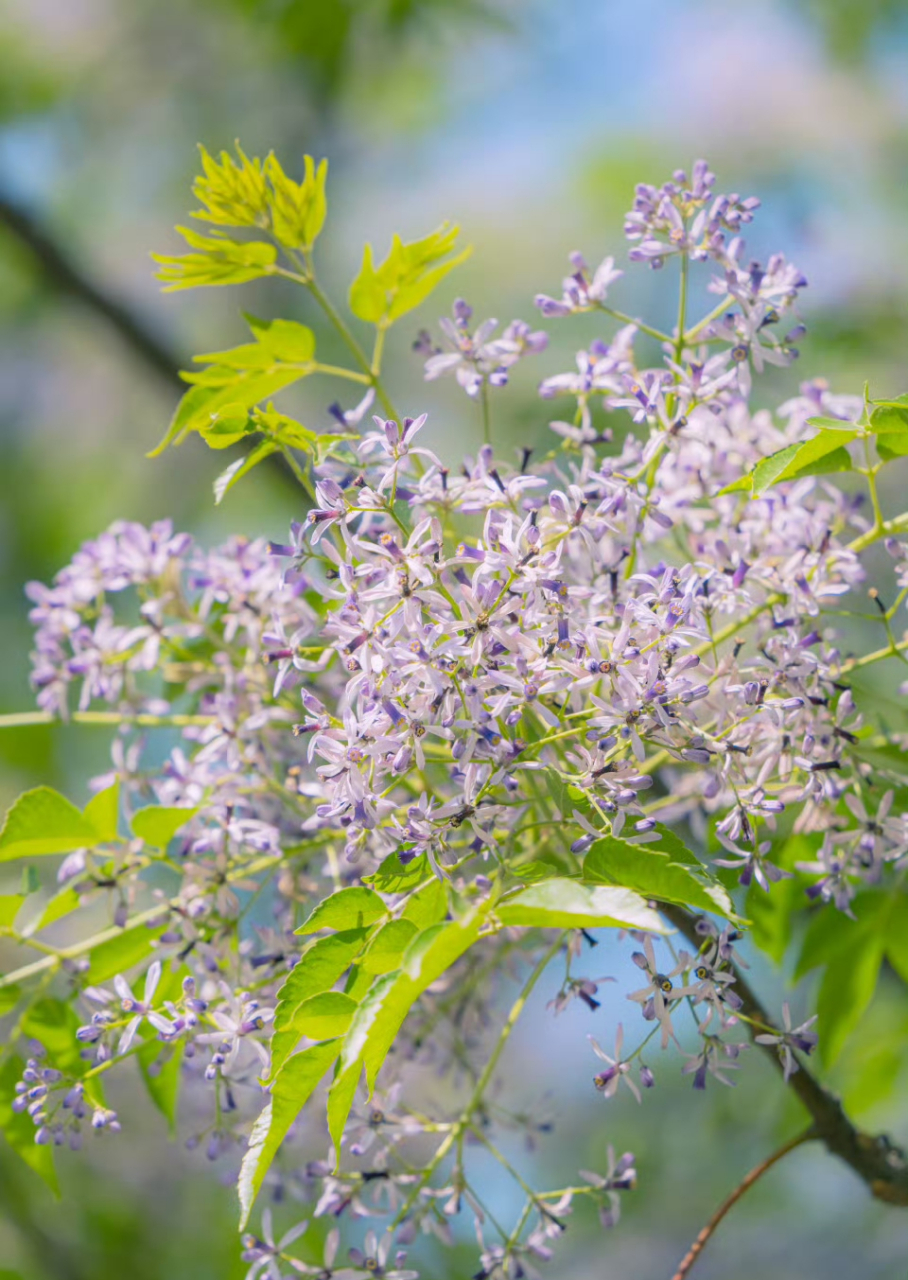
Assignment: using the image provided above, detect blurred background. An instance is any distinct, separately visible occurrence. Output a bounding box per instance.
[0,0,906,1276]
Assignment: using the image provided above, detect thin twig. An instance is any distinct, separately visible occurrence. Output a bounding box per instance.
[669,1128,816,1280]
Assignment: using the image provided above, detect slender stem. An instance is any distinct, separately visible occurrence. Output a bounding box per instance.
[480,380,492,447]
[0,709,213,730]
[305,275,398,421]
[684,294,732,344]
[312,362,372,385]
[675,253,689,362]
[597,303,672,345]
[278,444,316,501]
[463,934,562,1117]
[669,1129,816,1280]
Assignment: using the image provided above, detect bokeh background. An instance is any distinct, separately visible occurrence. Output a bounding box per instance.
[0,0,907,1276]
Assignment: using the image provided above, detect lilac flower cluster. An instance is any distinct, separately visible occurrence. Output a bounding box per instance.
[4,157,907,1278]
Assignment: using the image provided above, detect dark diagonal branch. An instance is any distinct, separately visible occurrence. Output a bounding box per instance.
[660,903,908,1207]
[0,189,183,390]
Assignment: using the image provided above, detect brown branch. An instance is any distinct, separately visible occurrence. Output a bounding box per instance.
[660,902,908,1207]
[670,1128,816,1280]
[0,189,184,390]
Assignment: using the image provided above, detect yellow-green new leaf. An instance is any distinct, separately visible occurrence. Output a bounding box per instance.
[265,153,328,251]
[269,929,368,1081]
[192,144,270,229]
[349,224,471,327]
[153,226,277,291]
[292,992,358,1041]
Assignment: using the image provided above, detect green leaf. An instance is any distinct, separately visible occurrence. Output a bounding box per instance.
[213,441,279,505]
[0,787,101,862]
[400,878,447,930]
[871,403,908,460]
[131,806,199,849]
[496,879,668,933]
[83,782,119,842]
[804,415,862,431]
[817,931,884,1067]
[582,835,735,917]
[360,919,419,974]
[348,225,471,326]
[245,316,316,363]
[138,1040,183,1136]
[0,986,21,1017]
[153,226,277,291]
[269,930,368,1080]
[513,855,575,883]
[718,429,857,498]
[363,853,430,895]
[885,894,908,983]
[264,153,328,251]
[292,992,358,1041]
[86,921,168,983]
[296,887,387,935]
[0,1055,59,1195]
[0,894,22,928]
[21,999,83,1075]
[326,913,483,1151]
[795,893,886,980]
[192,143,270,229]
[31,887,82,933]
[238,1040,340,1229]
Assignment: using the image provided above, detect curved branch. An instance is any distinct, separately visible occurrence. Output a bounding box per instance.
[0,189,183,389]
[660,903,908,1207]
[670,1128,816,1280]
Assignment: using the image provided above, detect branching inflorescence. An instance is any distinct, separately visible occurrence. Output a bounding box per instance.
[1,148,907,1278]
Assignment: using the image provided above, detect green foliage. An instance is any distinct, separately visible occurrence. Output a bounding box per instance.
[86,921,168,984]
[363,852,431,894]
[291,991,358,1040]
[153,226,278,291]
[496,879,668,932]
[870,395,908,460]
[131,806,199,848]
[582,831,735,917]
[326,911,484,1151]
[719,424,857,497]
[296,886,387,935]
[269,930,369,1079]
[0,786,105,862]
[0,1056,59,1195]
[349,224,471,327]
[238,1040,341,1228]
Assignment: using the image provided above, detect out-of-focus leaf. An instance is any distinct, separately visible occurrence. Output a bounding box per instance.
[20,999,83,1075]
[496,879,668,933]
[0,1055,59,1195]
[138,1039,183,1136]
[86,921,168,983]
[0,895,22,928]
[817,931,884,1067]
[296,887,387,935]
[0,787,100,861]
[885,894,908,983]
[264,154,328,250]
[238,1040,340,1229]
[83,782,119,842]
[131,806,199,849]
